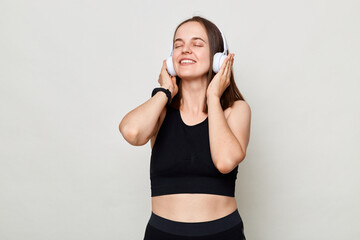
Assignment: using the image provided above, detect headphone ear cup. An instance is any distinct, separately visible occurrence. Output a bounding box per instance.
[213,52,227,73]
[166,56,176,76]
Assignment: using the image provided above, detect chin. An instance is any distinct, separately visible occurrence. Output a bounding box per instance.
[178,73,201,80]
[176,70,208,80]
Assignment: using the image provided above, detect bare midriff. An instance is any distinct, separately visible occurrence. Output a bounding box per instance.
[151,193,237,222]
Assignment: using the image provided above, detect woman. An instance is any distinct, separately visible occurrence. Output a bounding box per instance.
[119,16,251,240]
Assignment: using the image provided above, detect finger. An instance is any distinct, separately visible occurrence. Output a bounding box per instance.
[223,55,231,76]
[223,60,228,76]
[219,54,231,74]
[230,54,235,73]
[162,60,172,77]
[227,54,234,78]
[162,60,170,74]
[225,54,233,78]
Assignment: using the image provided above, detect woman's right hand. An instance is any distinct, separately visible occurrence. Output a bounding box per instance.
[158,60,178,99]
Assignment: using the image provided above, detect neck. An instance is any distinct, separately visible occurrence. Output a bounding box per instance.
[179,75,207,115]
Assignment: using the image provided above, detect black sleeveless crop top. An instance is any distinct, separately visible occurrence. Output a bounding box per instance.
[150,105,238,197]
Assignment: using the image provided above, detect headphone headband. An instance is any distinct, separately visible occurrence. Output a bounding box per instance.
[219,28,228,54]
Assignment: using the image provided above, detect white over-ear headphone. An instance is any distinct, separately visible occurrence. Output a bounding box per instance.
[166,28,228,76]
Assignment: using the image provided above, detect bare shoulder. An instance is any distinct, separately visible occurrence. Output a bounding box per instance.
[150,107,168,150]
[231,100,251,115]
[226,100,251,154]
[224,100,251,119]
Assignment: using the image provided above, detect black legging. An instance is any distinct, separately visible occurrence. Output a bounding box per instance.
[143,208,246,240]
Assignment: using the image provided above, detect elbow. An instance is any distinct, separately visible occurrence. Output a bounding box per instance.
[119,123,140,146]
[216,160,233,174]
[216,153,246,174]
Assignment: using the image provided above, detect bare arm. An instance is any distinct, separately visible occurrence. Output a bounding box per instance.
[207,97,251,174]
[119,60,178,146]
[206,53,251,174]
[119,91,168,146]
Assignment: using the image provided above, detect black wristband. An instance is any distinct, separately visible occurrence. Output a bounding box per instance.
[151,87,172,106]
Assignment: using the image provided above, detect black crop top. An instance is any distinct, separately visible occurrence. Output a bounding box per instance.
[150,105,238,197]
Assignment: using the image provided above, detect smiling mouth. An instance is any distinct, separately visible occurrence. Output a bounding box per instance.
[180,59,196,65]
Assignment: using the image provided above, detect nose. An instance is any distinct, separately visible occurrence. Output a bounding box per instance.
[181,44,192,54]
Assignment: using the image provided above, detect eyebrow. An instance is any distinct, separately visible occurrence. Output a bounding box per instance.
[174,37,207,43]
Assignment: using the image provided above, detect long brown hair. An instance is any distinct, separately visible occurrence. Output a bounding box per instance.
[169,16,246,113]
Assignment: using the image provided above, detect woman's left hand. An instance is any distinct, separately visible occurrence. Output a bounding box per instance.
[206,53,234,99]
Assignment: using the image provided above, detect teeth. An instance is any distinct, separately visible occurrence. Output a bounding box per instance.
[181,60,195,64]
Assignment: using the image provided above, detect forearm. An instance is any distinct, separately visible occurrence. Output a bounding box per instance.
[207,96,245,173]
[119,90,168,145]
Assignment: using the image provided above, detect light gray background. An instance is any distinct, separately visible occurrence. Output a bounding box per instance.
[0,0,359,239]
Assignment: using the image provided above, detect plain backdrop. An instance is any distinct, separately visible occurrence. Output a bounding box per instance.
[0,0,359,239]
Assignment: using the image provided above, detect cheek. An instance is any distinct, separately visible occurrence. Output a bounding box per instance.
[172,52,179,64]
[199,53,211,67]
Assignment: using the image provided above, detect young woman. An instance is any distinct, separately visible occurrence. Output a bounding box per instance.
[119,16,251,240]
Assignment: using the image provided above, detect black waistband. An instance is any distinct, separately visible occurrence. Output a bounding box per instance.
[147,208,243,237]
